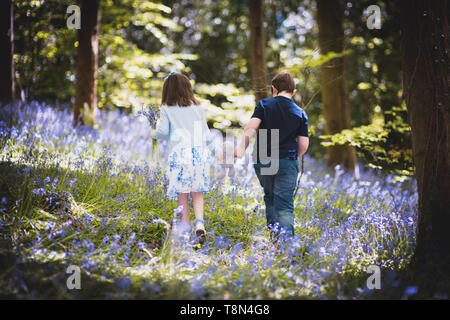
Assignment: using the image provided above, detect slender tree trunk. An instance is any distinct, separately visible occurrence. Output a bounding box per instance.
[0,0,14,106]
[74,0,100,126]
[249,0,267,102]
[401,0,450,270]
[316,0,357,172]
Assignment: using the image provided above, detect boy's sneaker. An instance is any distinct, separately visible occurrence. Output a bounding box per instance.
[194,219,206,245]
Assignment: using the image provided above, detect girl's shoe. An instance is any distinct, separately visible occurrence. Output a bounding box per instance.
[194,219,206,245]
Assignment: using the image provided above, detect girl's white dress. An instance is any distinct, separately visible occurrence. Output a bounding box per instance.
[151,104,214,200]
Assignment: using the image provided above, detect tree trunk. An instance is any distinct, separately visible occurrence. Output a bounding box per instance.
[401,0,450,270]
[316,0,357,172]
[249,0,268,102]
[74,0,100,126]
[0,0,14,106]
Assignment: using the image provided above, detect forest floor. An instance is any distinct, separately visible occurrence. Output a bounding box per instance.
[0,103,435,299]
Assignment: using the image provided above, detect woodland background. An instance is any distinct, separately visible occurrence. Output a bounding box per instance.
[0,0,449,300]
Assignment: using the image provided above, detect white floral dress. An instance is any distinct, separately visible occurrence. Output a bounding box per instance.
[167,146,211,200]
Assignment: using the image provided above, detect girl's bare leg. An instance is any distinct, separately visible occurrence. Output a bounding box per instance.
[177,193,190,227]
[190,192,204,221]
[191,192,206,244]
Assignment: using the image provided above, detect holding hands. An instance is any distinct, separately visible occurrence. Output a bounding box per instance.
[233,146,246,159]
[216,141,236,179]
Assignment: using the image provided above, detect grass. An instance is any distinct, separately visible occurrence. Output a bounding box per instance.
[0,102,423,299]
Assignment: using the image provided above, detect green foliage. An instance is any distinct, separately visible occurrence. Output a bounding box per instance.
[194,83,255,128]
[97,0,199,110]
[300,50,352,70]
[13,0,195,111]
[320,122,388,149]
[14,0,76,102]
[98,33,197,109]
[320,103,413,176]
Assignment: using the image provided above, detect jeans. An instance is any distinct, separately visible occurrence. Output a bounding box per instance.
[254,159,299,237]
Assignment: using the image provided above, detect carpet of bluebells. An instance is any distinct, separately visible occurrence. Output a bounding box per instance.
[0,102,418,299]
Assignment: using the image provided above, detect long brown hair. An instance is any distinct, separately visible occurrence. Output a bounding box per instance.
[161,73,200,107]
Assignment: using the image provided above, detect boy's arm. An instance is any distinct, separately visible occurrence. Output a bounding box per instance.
[234,117,262,158]
[297,136,309,157]
[296,110,309,157]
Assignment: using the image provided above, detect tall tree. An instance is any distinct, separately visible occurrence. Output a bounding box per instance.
[74,0,101,126]
[0,0,14,106]
[249,0,268,102]
[316,0,357,172]
[401,0,450,270]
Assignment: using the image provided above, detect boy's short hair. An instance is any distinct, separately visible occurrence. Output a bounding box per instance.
[271,73,296,93]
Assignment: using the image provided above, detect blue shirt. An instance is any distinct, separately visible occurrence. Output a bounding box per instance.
[251,96,308,162]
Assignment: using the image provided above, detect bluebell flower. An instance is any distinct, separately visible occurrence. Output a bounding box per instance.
[137,104,159,127]
[404,286,418,296]
[116,277,131,289]
[69,179,77,187]
[136,241,146,250]
[102,236,110,246]
[32,188,46,196]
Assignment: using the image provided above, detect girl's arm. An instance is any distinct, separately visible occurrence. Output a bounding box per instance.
[151,107,169,140]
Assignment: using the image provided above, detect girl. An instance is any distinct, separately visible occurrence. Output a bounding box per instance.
[150,72,213,244]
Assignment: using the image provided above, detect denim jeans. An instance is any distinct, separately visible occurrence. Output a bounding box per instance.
[254,159,299,237]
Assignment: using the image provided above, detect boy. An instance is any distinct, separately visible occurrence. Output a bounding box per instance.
[234,73,309,237]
